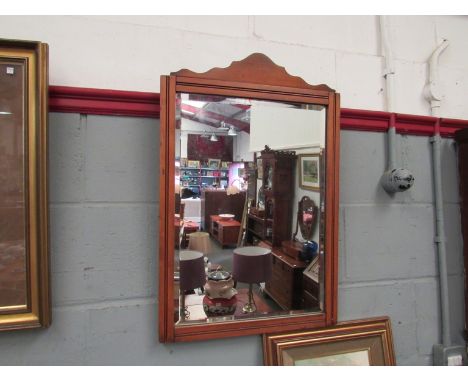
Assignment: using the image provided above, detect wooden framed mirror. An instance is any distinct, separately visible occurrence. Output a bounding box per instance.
[0,39,50,331]
[159,53,340,342]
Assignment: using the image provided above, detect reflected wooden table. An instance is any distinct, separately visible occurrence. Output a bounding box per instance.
[176,287,274,322]
[174,217,199,249]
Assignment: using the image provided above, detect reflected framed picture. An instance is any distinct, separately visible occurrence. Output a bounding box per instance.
[220,161,230,169]
[187,160,200,168]
[0,38,50,331]
[263,317,396,366]
[256,158,263,180]
[303,255,319,283]
[299,153,320,191]
[208,158,220,169]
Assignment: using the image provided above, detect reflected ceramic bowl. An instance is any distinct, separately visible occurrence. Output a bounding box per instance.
[204,270,237,300]
[219,214,235,221]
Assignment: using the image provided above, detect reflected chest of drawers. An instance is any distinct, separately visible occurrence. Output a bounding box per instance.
[264,249,306,310]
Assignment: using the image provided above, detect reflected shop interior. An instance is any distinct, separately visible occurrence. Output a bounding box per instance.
[174,92,327,325]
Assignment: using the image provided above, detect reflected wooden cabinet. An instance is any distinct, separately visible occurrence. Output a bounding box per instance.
[210,215,241,247]
[200,189,245,231]
[246,147,296,247]
[264,249,306,310]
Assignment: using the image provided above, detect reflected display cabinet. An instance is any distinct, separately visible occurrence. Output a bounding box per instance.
[246,146,296,247]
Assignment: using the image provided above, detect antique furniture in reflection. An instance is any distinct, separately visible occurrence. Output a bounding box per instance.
[181,222,199,249]
[455,129,468,340]
[0,39,50,331]
[294,196,318,242]
[159,53,340,342]
[283,196,319,261]
[210,215,241,247]
[232,246,272,313]
[263,316,396,366]
[264,247,307,310]
[200,189,245,231]
[302,269,320,309]
[246,147,296,247]
[179,250,206,320]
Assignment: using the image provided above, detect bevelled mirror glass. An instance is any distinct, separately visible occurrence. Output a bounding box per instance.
[159,53,340,342]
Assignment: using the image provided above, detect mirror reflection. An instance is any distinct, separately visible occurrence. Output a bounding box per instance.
[174,93,326,325]
[0,59,27,312]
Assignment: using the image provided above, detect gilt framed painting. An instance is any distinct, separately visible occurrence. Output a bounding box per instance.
[263,317,396,366]
[0,38,50,331]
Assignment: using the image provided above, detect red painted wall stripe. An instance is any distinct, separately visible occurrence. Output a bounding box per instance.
[341,108,468,138]
[49,86,160,118]
[49,86,468,137]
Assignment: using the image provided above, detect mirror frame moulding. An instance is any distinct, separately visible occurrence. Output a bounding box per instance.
[0,38,50,331]
[159,53,340,343]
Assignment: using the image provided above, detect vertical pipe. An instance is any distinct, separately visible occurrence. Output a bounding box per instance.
[380,16,414,193]
[388,115,397,170]
[426,39,451,349]
[431,127,451,347]
[380,16,397,171]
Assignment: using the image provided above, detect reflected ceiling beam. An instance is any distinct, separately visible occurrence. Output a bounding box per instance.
[188,94,226,103]
[232,104,251,110]
[180,104,250,133]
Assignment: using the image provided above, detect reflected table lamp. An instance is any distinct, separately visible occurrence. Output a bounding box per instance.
[232,246,272,313]
[179,250,206,320]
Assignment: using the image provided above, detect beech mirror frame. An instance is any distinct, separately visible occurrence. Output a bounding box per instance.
[0,39,50,331]
[159,53,340,342]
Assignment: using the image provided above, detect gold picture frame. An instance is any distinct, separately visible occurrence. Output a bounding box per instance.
[207,158,220,169]
[187,160,200,168]
[0,39,50,331]
[298,153,320,191]
[263,317,396,366]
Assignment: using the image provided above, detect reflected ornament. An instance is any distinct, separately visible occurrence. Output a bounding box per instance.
[300,240,318,262]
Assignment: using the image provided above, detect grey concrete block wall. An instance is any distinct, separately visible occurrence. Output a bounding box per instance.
[0,114,464,365]
[338,130,465,365]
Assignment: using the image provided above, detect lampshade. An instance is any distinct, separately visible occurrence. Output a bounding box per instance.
[232,246,272,284]
[188,232,211,255]
[226,185,240,195]
[179,250,206,291]
[227,126,237,136]
[226,178,243,195]
[210,133,218,142]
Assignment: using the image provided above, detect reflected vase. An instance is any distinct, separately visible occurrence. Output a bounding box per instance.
[300,240,318,262]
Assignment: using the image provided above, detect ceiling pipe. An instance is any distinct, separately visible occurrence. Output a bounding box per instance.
[379,16,415,193]
[424,39,449,117]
